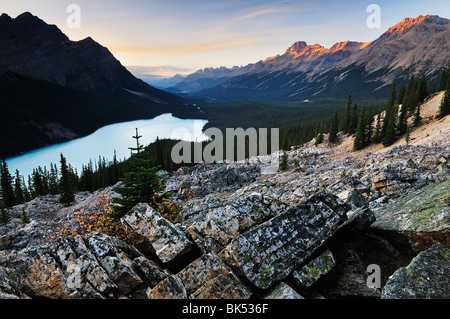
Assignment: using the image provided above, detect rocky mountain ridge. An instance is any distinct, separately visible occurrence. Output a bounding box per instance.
[1,98,449,299]
[168,39,365,95]
[169,15,450,101]
[0,12,182,104]
[331,15,450,78]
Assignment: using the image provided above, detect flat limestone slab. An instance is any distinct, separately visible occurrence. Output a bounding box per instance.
[219,192,347,289]
[121,203,194,264]
[371,180,450,251]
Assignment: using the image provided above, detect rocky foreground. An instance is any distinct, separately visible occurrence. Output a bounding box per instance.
[1,139,449,299]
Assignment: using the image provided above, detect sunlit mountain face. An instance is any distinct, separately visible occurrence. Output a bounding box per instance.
[169,15,450,101]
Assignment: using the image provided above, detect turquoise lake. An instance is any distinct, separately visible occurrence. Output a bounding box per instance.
[6,114,208,178]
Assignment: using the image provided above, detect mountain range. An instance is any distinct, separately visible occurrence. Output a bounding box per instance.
[168,15,450,101]
[139,73,187,90]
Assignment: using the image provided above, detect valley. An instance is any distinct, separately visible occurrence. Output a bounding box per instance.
[1,12,449,161]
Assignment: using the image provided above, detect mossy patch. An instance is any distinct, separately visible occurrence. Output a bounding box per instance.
[373,180,450,232]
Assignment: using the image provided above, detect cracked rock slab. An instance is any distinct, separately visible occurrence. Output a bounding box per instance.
[292,249,336,288]
[264,282,304,299]
[371,180,450,252]
[121,203,194,264]
[382,243,450,299]
[219,192,348,289]
[187,193,287,254]
[148,253,252,299]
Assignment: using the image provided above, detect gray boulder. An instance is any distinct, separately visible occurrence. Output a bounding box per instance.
[292,249,336,289]
[340,207,376,234]
[148,253,252,299]
[121,203,194,265]
[219,192,348,289]
[371,180,450,252]
[345,189,369,210]
[382,243,450,299]
[264,282,304,299]
[86,232,143,295]
[187,193,287,254]
[20,231,168,298]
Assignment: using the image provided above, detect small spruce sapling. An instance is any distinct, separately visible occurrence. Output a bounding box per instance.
[280,151,288,171]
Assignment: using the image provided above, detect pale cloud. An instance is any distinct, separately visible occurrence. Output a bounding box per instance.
[234,6,293,21]
[126,65,192,77]
[232,0,322,22]
[109,37,264,57]
[108,21,335,71]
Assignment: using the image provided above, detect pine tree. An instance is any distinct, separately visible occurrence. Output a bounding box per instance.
[447,68,450,90]
[398,84,406,105]
[344,93,353,134]
[414,103,422,126]
[353,106,366,151]
[404,75,419,114]
[328,111,339,144]
[48,163,59,195]
[80,163,91,192]
[14,170,25,205]
[97,156,109,188]
[438,89,450,118]
[281,130,289,151]
[69,165,79,192]
[418,75,428,103]
[112,128,168,219]
[380,107,389,142]
[42,167,50,195]
[397,104,408,136]
[388,81,397,108]
[154,136,164,167]
[31,168,45,198]
[438,69,445,91]
[364,106,373,146]
[21,208,30,224]
[112,150,119,184]
[350,103,359,135]
[405,124,411,145]
[0,206,11,226]
[0,160,16,208]
[22,176,31,202]
[411,78,420,114]
[280,151,288,171]
[382,104,398,147]
[439,68,448,91]
[59,154,75,205]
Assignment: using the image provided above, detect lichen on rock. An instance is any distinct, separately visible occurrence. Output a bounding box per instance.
[382,243,450,299]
